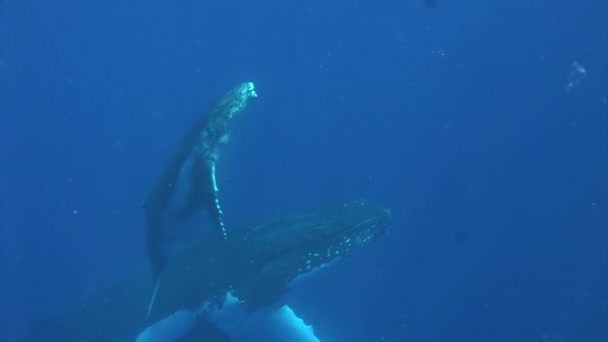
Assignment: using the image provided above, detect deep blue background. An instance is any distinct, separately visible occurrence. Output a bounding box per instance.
[1,0,607,341]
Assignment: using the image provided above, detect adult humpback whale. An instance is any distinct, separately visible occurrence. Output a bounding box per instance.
[29,201,391,341]
[141,82,257,316]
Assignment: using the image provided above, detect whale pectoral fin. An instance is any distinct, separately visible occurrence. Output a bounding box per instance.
[202,159,228,240]
[146,275,161,320]
[264,305,320,342]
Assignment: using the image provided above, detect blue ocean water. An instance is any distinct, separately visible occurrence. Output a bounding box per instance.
[1,0,607,341]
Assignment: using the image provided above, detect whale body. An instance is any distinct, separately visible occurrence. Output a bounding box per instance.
[29,201,390,341]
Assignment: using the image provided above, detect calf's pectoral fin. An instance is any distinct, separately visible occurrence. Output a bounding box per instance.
[202,159,228,240]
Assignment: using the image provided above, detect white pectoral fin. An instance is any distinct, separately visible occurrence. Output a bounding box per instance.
[264,305,321,342]
[136,293,320,342]
[204,293,320,342]
[203,159,227,240]
[146,276,161,319]
[136,310,196,342]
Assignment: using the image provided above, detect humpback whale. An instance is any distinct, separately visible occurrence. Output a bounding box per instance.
[29,201,391,341]
[141,82,257,316]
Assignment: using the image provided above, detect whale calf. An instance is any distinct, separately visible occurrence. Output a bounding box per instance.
[141,82,258,316]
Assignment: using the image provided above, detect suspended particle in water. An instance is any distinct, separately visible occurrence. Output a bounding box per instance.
[565,61,587,91]
[432,46,447,57]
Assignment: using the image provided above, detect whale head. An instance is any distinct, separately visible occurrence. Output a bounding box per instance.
[206,81,257,138]
[230,201,391,310]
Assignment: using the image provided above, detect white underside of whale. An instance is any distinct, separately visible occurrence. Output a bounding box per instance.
[136,291,320,342]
